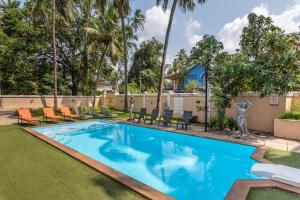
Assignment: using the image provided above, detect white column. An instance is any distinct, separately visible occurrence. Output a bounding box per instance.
[103,90,107,106]
[143,92,146,108]
[167,91,171,108]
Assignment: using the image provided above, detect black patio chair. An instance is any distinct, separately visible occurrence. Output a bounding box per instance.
[144,108,159,125]
[132,108,147,123]
[158,109,173,127]
[176,111,193,130]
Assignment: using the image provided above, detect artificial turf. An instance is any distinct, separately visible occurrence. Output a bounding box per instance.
[0,125,145,200]
[1,124,300,200]
[264,148,300,169]
[247,148,300,200]
[247,188,300,200]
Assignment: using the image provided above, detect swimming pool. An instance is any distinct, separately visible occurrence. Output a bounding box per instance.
[33,121,260,200]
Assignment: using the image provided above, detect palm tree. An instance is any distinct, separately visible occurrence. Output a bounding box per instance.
[96,0,130,111]
[167,49,189,87]
[81,0,94,95]
[32,0,75,109]
[85,5,122,107]
[156,0,206,113]
[0,0,20,11]
[97,1,144,112]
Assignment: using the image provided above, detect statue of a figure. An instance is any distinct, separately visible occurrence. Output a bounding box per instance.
[234,100,252,137]
[128,96,134,121]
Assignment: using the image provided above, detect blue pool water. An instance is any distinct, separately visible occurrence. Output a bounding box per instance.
[33,121,260,200]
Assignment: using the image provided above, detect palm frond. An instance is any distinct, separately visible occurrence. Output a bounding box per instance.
[157,0,169,11]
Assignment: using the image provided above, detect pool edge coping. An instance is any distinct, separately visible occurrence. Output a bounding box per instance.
[225,179,300,200]
[22,127,174,200]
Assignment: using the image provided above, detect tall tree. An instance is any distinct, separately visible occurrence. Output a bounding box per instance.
[81,0,93,95]
[189,35,223,130]
[97,0,144,111]
[240,13,300,96]
[167,49,189,87]
[0,0,20,11]
[85,5,122,107]
[156,0,206,113]
[210,53,248,130]
[32,0,75,109]
[129,38,163,92]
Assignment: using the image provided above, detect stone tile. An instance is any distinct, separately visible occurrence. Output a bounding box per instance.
[288,144,300,153]
[271,138,290,144]
[265,141,288,151]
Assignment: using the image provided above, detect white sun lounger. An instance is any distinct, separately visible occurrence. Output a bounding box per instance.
[251,163,300,187]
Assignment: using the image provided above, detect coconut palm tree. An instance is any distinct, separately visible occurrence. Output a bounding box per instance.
[155,0,206,112]
[85,5,123,107]
[96,0,144,112]
[0,0,20,11]
[32,0,75,109]
[96,0,130,111]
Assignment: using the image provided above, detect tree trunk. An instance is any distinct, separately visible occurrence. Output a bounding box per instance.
[93,45,108,107]
[51,0,58,109]
[156,0,177,113]
[120,11,128,112]
[82,33,89,95]
[217,106,225,131]
[204,66,208,131]
[82,3,91,95]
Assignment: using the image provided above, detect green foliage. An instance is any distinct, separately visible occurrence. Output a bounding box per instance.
[128,38,163,93]
[29,108,43,117]
[189,34,223,67]
[291,102,300,112]
[240,13,300,96]
[278,112,300,120]
[185,80,199,93]
[0,6,53,94]
[118,82,140,94]
[0,1,135,96]
[209,115,237,131]
[166,49,189,84]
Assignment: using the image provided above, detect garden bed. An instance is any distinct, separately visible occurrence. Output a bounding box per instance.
[274,118,300,141]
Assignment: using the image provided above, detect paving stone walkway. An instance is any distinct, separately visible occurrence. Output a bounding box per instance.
[125,122,300,153]
[1,112,300,153]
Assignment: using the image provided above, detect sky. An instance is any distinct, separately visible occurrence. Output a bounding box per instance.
[131,0,300,63]
[18,0,300,64]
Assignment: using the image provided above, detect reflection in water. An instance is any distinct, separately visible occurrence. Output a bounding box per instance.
[34,121,260,200]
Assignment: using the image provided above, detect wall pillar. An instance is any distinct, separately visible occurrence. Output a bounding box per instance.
[143,92,146,108]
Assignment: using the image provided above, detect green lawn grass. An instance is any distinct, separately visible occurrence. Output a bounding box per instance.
[247,148,300,200]
[1,123,300,200]
[264,148,300,169]
[0,125,145,200]
[247,188,300,200]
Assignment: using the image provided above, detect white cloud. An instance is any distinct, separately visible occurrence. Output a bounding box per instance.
[218,3,300,53]
[138,6,170,44]
[271,4,300,33]
[185,18,203,49]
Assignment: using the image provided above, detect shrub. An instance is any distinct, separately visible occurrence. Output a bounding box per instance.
[291,102,300,112]
[209,116,237,131]
[185,80,199,93]
[278,112,300,120]
[30,108,43,117]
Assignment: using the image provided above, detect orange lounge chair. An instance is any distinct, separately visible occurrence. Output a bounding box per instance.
[43,108,63,123]
[60,107,80,120]
[17,108,40,126]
